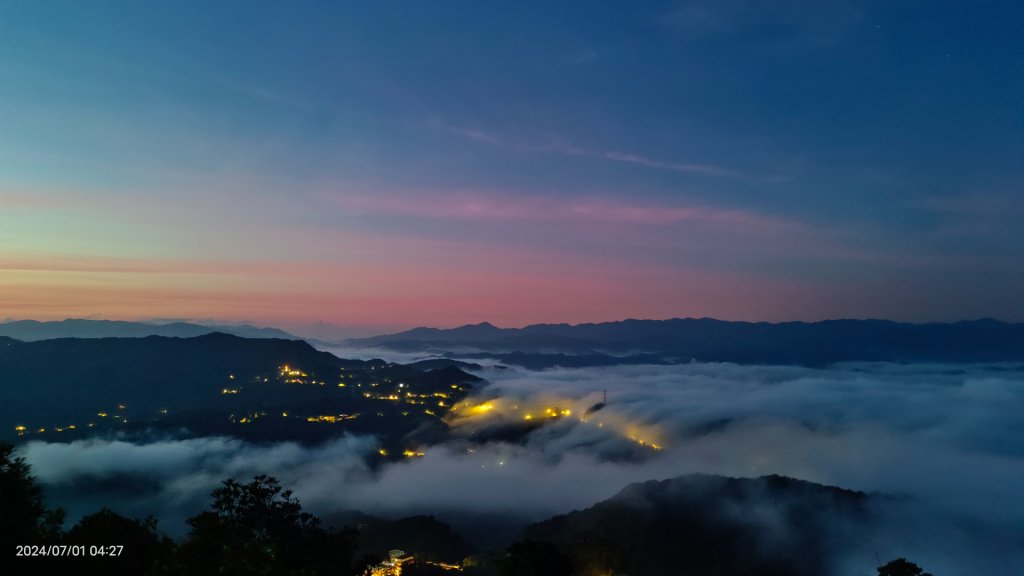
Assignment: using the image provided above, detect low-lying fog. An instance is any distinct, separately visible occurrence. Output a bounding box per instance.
[19,359,1024,574]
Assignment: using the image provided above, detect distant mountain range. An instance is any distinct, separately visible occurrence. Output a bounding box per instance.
[0,319,296,341]
[348,317,1024,366]
[8,317,1024,367]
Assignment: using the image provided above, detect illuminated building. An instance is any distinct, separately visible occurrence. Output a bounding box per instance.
[365,549,415,576]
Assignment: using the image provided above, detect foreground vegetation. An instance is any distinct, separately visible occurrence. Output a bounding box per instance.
[1,442,932,576]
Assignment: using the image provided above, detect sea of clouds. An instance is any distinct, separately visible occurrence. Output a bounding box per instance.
[19,360,1024,574]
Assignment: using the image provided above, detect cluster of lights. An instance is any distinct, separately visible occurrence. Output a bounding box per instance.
[305,414,359,423]
[452,395,666,452]
[523,407,572,421]
[630,437,662,451]
[16,421,99,436]
[279,365,307,378]
[280,365,321,385]
[231,411,267,424]
[470,402,495,414]
[11,361,473,447]
[97,409,127,422]
[366,552,463,575]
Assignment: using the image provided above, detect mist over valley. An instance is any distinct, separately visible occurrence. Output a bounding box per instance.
[3,326,1022,573]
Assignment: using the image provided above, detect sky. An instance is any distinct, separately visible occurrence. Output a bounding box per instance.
[1,1,1022,337]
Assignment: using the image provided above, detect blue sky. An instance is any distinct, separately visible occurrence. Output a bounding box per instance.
[1,1,1021,335]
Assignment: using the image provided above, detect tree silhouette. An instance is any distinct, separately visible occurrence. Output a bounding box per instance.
[63,508,173,576]
[878,557,934,576]
[0,442,63,550]
[162,474,356,576]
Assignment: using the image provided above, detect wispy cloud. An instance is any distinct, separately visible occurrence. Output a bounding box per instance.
[322,189,792,231]
[560,146,733,177]
[445,126,504,146]
[443,124,734,177]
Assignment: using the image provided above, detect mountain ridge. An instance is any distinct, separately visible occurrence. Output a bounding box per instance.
[520,472,870,576]
[0,319,297,341]
[346,317,1024,366]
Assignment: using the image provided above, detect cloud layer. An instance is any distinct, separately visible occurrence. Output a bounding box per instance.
[20,362,1024,573]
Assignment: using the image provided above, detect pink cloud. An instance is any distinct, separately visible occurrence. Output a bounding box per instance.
[0,249,654,327]
[0,255,823,329]
[323,190,798,232]
[564,199,798,229]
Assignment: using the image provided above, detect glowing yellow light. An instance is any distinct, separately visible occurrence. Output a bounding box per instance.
[282,412,289,417]
[523,414,533,420]
[378,448,388,456]
[402,449,425,458]
[14,425,26,432]
[472,402,495,414]
[97,412,108,417]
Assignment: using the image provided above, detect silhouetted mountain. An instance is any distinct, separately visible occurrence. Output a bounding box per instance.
[520,473,868,576]
[378,322,503,344]
[407,359,484,372]
[458,351,669,370]
[0,333,480,446]
[0,319,296,342]
[350,317,1024,366]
